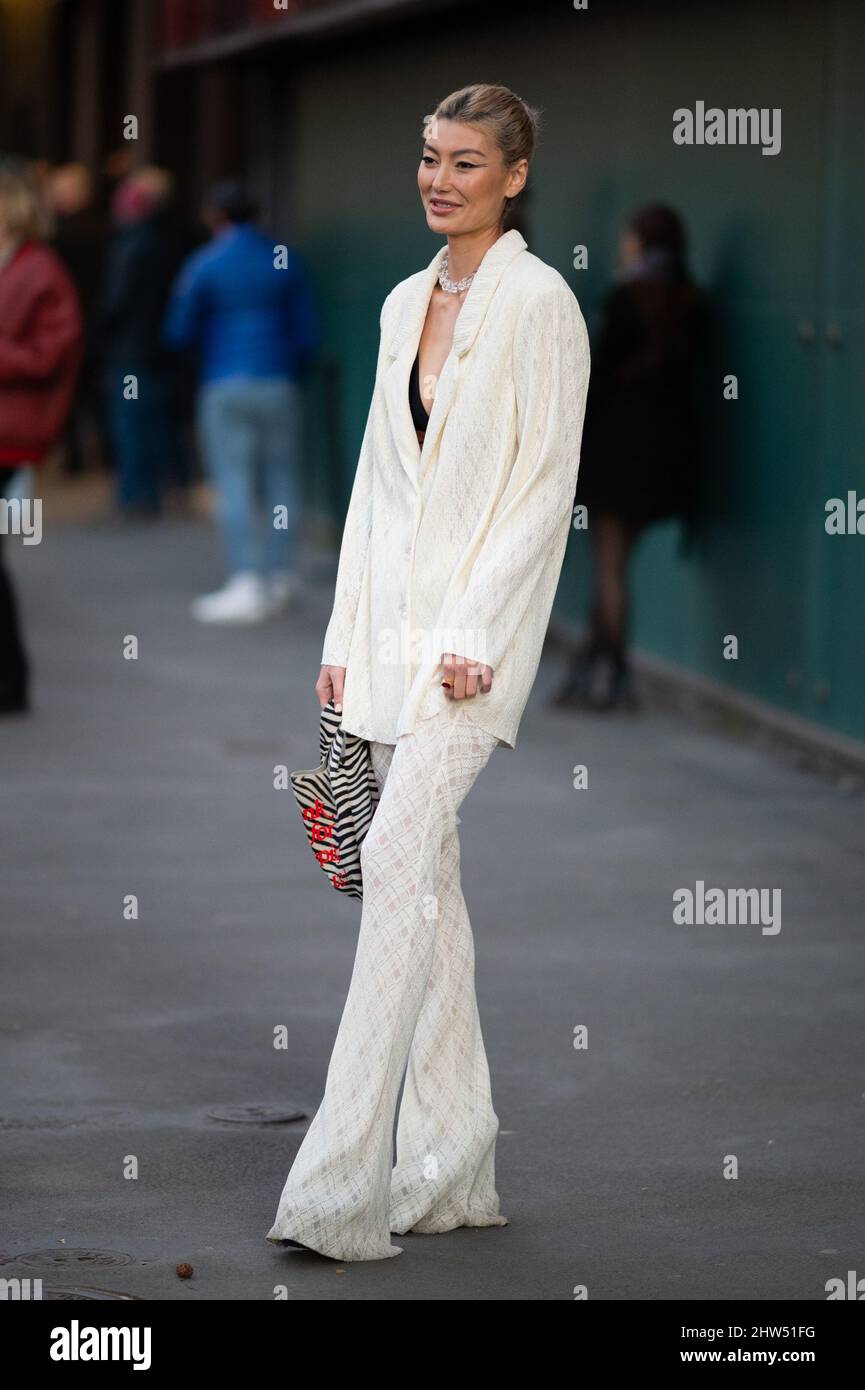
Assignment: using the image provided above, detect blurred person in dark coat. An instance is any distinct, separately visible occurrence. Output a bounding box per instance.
[0,160,83,713]
[164,179,319,623]
[99,148,136,220]
[47,162,111,475]
[99,167,187,519]
[554,203,708,710]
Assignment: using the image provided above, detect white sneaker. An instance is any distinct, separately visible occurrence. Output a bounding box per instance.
[191,571,271,625]
[266,570,303,614]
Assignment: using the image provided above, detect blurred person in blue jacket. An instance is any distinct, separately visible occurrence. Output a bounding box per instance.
[164,179,319,623]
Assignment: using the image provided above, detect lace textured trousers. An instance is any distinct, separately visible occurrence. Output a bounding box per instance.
[266,702,507,1260]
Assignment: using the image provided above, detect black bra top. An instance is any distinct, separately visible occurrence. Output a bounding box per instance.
[409,350,431,431]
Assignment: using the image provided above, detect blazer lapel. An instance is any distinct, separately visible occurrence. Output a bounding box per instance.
[383,228,527,490]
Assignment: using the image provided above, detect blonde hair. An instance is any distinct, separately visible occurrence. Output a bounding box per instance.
[0,161,51,242]
[47,162,93,217]
[422,83,540,228]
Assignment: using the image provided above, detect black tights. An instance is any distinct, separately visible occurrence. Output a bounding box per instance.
[584,512,647,668]
[0,467,30,703]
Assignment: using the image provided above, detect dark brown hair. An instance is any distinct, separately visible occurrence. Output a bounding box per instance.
[627,203,689,271]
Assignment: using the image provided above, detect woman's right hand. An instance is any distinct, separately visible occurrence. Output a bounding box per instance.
[317,664,346,712]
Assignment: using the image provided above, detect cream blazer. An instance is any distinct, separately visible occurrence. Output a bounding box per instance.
[321,227,591,751]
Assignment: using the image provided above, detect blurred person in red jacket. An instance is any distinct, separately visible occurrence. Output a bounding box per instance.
[0,158,83,714]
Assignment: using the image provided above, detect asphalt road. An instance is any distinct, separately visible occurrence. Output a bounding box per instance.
[2,509,864,1301]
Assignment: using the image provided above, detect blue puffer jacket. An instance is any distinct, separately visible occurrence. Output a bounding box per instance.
[163,222,320,383]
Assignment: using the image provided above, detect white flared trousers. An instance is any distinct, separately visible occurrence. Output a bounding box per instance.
[266,701,507,1260]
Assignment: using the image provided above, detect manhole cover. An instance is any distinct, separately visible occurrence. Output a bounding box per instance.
[0,1249,135,1269]
[206,1103,306,1125]
[41,1286,141,1300]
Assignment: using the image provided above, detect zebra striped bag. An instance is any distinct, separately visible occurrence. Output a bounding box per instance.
[289,698,380,901]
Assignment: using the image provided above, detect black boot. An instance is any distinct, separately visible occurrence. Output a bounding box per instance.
[551,642,599,707]
[586,642,639,711]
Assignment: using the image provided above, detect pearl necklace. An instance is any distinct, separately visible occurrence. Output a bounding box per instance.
[438,254,476,295]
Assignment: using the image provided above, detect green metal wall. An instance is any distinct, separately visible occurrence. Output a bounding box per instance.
[269,0,865,746]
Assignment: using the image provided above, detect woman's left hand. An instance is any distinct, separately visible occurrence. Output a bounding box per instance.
[441,653,494,699]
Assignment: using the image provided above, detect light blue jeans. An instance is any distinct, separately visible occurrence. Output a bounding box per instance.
[196,376,302,577]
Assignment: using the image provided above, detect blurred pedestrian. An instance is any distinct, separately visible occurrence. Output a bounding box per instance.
[163,179,319,623]
[99,148,136,220]
[47,162,111,475]
[554,202,708,710]
[0,160,83,714]
[99,167,187,519]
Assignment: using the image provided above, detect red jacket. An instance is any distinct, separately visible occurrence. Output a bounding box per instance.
[0,240,83,465]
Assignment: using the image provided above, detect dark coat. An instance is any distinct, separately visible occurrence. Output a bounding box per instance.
[99,210,185,367]
[575,274,708,523]
[51,209,107,337]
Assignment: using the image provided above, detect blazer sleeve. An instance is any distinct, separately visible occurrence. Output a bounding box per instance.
[437,284,590,673]
[320,290,394,668]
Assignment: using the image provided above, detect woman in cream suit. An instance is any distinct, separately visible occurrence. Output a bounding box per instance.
[267,83,590,1261]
